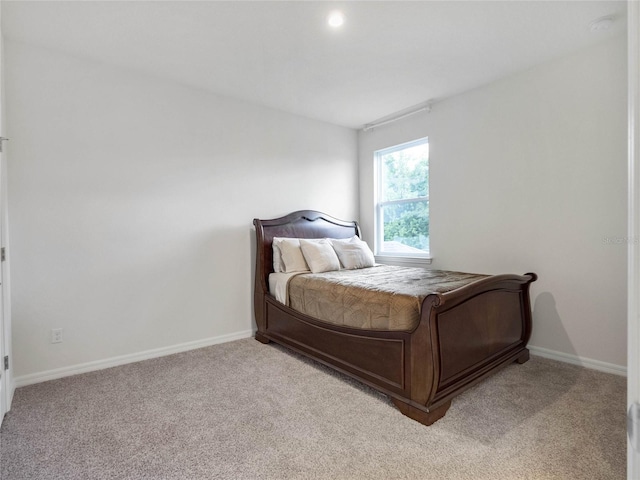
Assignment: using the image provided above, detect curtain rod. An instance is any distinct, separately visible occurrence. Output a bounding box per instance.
[362,102,433,132]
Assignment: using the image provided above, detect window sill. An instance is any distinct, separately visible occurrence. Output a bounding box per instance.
[375,255,433,267]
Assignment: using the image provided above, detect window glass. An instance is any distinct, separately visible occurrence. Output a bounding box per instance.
[375,138,429,257]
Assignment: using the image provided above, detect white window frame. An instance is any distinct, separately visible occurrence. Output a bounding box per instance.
[374,137,431,264]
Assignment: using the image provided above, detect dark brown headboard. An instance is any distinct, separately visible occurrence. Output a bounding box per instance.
[253,210,361,295]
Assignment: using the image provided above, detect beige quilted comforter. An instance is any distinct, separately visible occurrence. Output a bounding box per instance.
[288,265,487,331]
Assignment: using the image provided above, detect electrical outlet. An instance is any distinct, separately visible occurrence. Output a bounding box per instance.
[51,328,63,344]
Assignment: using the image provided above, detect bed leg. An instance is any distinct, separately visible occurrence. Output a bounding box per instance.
[515,349,530,364]
[391,398,452,426]
[255,332,271,344]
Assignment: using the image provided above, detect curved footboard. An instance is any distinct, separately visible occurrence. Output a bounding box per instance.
[395,273,537,424]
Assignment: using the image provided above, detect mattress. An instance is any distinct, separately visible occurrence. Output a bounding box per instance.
[270,265,487,331]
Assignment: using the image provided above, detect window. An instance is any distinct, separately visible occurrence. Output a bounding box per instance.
[375,138,429,258]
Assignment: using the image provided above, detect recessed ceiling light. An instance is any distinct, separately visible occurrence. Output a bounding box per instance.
[327,10,345,28]
[589,15,616,32]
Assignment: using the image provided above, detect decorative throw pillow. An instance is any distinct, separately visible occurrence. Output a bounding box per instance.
[299,238,341,273]
[277,238,310,273]
[272,237,286,272]
[330,236,375,269]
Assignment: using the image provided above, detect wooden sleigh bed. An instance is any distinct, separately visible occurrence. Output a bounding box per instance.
[253,210,537,426]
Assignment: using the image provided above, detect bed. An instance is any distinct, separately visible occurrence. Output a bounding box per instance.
[253,210,537,426]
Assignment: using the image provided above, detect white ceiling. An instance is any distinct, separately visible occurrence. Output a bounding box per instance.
[2,1,627,129]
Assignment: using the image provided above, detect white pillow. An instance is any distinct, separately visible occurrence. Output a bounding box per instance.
[299,238,341,273]
[272,237,285,272]
[330,236,375,269]
[277,238,310,273]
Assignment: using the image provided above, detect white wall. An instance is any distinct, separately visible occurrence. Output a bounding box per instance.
[359,36,628,368]
[5,41,358,379]
[5,32,627,378]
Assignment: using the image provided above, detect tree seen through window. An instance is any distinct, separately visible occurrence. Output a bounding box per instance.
[376,139,429,255]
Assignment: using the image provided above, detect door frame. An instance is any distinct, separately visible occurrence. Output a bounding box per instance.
[628,0,640,477]
[0,0,11,424]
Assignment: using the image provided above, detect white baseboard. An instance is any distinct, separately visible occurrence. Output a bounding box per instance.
[529,345,627,377]
[14,329,255,388]
[12,334,626,388]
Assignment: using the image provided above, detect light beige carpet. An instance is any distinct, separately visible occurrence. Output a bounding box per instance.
[0,338,626,479]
